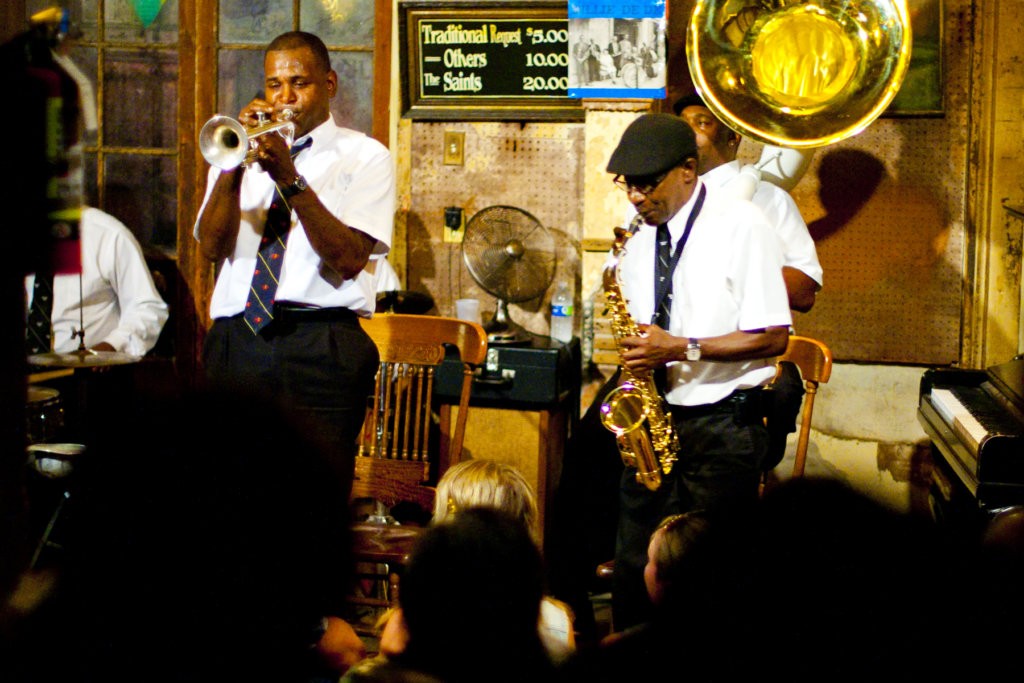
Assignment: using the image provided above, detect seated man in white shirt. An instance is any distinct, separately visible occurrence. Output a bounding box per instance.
[25,206,169,357]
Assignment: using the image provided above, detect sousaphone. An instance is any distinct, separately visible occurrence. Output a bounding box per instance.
[687,0,913,150]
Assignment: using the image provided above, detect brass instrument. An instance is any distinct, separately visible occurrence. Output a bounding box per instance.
[199,109,296,170]
[599,215,680,491]
[687,0,912,149]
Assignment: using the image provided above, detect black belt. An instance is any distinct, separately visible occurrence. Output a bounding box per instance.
[273,304,358,323]
[669,387,764,421]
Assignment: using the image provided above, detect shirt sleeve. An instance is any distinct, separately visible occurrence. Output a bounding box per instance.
[326,139,396,255]
[97,215,169,355]
[729,205,793,332]
[755,184,823,287]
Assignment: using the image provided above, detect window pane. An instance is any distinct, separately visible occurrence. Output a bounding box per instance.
[301,0,374,46]
[84,153,98,206]
[220,0,293,44]
[104,0,179,44]
[331,52,373,134]
[103,154,178,251]
[104,48,178,148]
[217,49,265,119]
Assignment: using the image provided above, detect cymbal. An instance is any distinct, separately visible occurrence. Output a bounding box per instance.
[376,289,435,315]
[28,349,140,368]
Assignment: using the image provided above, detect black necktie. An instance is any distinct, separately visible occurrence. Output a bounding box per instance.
[244,137,312,334]
[653,223,672,329]
[26,273,54,355]
[649,185,707,393]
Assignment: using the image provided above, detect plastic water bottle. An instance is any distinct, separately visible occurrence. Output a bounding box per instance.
[550,281,574,343]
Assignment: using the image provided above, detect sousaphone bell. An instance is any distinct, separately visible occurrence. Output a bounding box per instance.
[199,109,296,170]
[687,0,913,149]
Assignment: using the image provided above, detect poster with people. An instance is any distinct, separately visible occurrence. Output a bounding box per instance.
[567,0,666,99]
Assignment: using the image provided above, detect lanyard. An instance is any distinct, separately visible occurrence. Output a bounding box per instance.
[651,184,706,324]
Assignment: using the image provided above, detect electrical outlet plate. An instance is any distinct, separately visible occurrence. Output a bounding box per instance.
[443,221,464,243]
[443,206,464,243]
[443,131,465,166]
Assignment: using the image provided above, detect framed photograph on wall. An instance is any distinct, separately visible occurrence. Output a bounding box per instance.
[567,0,667,100]
[887,0,944,116]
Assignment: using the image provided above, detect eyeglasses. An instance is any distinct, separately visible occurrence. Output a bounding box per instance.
[613,169,672,197]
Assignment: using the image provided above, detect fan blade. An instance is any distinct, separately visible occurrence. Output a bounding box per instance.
[502,253,556,302]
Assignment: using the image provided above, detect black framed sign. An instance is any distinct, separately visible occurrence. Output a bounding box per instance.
[399,0,583,121]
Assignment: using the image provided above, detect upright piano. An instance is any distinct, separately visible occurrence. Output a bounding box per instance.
[918,357,1024,529]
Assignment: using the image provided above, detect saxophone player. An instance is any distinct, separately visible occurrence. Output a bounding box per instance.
[604,114,792,630]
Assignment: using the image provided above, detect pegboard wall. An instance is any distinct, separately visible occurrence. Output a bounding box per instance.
[406,122,586,337]
[773,0,971,366]
[403,1,974,366]
[778,113,966,365]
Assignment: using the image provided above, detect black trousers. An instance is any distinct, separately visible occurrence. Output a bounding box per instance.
[202,309,380,502]
[611,388,768,631]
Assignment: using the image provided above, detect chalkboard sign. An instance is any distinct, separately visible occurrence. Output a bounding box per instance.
[399,0,582,121]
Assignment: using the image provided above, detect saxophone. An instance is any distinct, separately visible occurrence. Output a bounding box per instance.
[599,215,680,491]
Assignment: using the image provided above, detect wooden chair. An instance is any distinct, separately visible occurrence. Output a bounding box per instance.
[346,313,487,637]
[771,334,833,479]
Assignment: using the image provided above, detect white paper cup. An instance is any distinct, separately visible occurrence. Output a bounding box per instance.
[455,298,482,324]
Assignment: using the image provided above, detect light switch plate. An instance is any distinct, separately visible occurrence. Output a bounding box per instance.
[443,131,465,166]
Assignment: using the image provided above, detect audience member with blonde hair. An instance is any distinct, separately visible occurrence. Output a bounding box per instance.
[433,460,539,541]
[375,460,573,664]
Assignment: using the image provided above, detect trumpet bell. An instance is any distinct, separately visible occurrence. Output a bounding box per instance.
[687,0,913,149]
[198,111,296,170]
[199,116,249,170]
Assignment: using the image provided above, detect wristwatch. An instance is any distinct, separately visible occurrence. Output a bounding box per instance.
[686,338,702,362]
[280,174,308,198]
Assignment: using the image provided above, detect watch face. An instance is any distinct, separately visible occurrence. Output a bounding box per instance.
[283,175,307,197]
[686,342,700,361]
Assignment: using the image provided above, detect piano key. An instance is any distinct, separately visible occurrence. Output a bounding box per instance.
[930,387,984,451]
[951,384,1023,437]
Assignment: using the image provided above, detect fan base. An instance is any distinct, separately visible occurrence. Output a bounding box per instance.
[484,320,533,346]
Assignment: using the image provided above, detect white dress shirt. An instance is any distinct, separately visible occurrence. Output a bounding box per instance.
[617,180,792,406]
[25,206,169,355]
[702,159,823,287]
[195,115,396,319]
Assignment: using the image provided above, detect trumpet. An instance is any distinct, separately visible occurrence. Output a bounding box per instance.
[199,109,295,170]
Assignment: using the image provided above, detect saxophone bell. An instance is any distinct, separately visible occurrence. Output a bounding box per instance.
[600,383,663,491]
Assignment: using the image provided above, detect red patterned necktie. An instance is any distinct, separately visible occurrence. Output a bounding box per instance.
[243,138,312,334]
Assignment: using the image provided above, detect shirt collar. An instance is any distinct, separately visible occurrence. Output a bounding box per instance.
[666,177,705,238]
[701,159,741,188]
[295,113,336,153]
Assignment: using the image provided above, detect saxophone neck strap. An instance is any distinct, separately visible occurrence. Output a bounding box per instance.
[652,183,706,322]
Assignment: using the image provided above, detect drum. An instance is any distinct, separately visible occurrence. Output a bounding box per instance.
[28,442,85,479]
[26,386,64,444]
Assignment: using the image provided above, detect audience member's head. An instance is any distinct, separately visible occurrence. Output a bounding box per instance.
[396,507,553,683]
[433,459,539,543]
[643,510,710,606]
[14,389,354,681]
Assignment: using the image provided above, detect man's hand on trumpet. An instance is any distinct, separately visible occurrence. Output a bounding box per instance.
[235,98,298,185]
[252,131,297,186]
[238,97,274,128]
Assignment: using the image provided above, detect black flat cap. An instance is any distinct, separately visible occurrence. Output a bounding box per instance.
[606,113,698,177]
[672,92,708,115]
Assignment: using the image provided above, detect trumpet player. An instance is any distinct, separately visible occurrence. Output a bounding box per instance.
[194,31,395,506]
[604,114,792,630]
